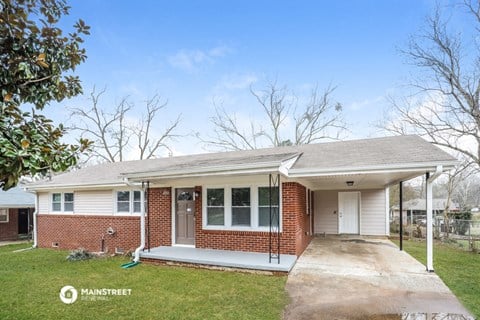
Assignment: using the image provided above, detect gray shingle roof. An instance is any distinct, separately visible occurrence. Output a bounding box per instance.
[0,186,35,207]
[26,135,457,189]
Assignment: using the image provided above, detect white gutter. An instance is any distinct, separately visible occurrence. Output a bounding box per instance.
[288,161,457,177]
[32,192,39,248]
[124,178,145,263]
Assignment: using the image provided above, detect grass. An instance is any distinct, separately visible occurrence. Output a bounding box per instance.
[394,239,480,318]
[0,244,287,320]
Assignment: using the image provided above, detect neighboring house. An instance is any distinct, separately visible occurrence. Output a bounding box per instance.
[26,135,456,271]
[0,186,35,241]
[391,198,460,224]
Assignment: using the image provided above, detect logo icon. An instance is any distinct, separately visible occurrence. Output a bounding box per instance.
[59,285,78,304]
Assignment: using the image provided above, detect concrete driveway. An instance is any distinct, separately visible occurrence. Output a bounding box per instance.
[284,237,474,320]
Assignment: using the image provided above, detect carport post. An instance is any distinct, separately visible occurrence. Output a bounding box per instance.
[426,172,434,272]
[399,181,403,251]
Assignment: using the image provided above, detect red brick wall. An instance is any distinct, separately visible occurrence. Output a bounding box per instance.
[37,214,140,253]
[195,182,312,256]
[0,209,19,241]
[147,187,172,248]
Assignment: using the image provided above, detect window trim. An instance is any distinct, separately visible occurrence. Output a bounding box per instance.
[258,186,280,228]
[50,192,74,213]
[114,189,145,215]
[0,208,8,223]
[202,184,282,232]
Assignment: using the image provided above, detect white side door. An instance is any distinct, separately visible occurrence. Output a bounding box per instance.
[338,192,360,234]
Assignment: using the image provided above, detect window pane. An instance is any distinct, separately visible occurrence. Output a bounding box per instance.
[259,207,279,227]
[64,193,74,202]
[232,188,250,207]
[258,187,279,206]
[133,191,141,201]
[117,202,130,212]
[64,202,74,212]
[133,202,141,213]
[117,191,130,201]
[52,203,61,211]
[207,189,224,206]
[52,193,61,202]
[232,207,251,226]
[207,207,224,225]
[0,209,7,222]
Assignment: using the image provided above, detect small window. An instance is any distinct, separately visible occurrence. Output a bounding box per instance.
[258,187,279,227]
[52,193,62,212]
[0,209,8,223]
[207,188,224,226]
[232,187,251,226]
[117,191,131,212]
[64,193,74,212]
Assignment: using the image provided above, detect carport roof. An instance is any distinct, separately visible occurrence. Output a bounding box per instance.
[26,135,457,190]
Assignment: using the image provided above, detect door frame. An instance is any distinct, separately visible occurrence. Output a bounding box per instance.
[172,187,196,247]
[338,191,361,234]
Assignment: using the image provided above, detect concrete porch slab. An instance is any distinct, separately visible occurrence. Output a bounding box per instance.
[140,246,297,273]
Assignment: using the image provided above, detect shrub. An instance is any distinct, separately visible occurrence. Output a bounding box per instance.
[66,248,95,261]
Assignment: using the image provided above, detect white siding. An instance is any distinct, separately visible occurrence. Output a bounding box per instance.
[314,189,387,236]
[74,190,113,215]
[38,192,49,213]
[360,189,386,235]
[314,190,338,234]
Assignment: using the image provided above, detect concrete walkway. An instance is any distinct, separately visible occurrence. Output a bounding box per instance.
[284,237,474,320]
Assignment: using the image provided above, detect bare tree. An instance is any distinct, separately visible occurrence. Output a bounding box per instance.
[202,81,345,151]
[69,87,180,162]
[381,1,480,169]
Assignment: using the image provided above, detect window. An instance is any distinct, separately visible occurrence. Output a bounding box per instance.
[51,192,74,212]
[206,188,224,226]
[64,193,74,212]
[116,190,144,214]
[232,187,251,226]
[0,209,8,223]
[258,187,279,227]
[52,193,62,212]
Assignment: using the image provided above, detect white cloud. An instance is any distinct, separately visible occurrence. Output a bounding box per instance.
[167,45,232,72]
[216,73,258,90]
[348,95,385,111]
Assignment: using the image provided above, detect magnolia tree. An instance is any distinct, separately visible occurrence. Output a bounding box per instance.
[0,0,91,190]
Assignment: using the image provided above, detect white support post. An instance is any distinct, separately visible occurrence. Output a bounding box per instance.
[426,173,434,272]
[385,187,390,236]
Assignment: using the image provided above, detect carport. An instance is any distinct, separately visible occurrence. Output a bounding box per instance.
[284,237,473,319]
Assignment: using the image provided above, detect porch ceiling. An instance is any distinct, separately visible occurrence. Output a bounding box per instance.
[297,169,426,190]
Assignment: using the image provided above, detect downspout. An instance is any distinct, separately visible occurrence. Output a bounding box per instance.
[123,178,145,263]
[32,192,38,248]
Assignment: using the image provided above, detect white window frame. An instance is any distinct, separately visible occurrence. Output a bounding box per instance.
[258,186,280,228]
[202,184,282,232]
[114,189,145,215]
[50,192,74,213]
[0,208,8,223]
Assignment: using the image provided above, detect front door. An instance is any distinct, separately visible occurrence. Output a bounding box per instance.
[18,208,30,234]
[175,188,195,245]
[338,192,359,234]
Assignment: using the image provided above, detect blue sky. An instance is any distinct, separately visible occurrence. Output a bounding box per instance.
[46,0,465,156]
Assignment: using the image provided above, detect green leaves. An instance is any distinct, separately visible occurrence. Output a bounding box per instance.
[0,0,91,190]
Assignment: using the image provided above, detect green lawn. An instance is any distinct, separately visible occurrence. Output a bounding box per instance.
[395,239,480,318]
[0,244,287,320]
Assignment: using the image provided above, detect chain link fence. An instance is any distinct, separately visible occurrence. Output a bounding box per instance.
[390,215,480,252]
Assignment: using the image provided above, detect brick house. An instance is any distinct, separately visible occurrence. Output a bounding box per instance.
[26,136,456,271]
[0,186,35,241]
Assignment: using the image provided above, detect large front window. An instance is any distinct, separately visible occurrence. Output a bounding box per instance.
[204,185,281,230]
[0,208,8,223]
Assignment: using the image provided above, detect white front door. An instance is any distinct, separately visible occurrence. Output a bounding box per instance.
[338,192,359,234]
